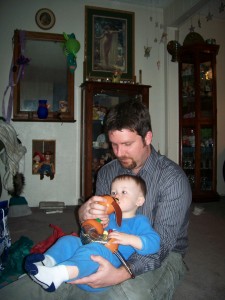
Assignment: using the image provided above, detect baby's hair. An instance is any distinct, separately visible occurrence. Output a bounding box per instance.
[111,174,147,197]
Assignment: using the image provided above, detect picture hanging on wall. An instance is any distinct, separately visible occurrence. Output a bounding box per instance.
[32,140,55,180]
[84,6,135,80]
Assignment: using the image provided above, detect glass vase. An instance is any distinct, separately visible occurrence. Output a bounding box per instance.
[37,100,48,119]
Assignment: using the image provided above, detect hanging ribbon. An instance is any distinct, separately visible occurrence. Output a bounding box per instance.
[2,31,29,123]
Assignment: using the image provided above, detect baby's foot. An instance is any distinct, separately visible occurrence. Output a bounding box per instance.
[25,253,45,275]
[29,266,56,292]
[30,265,69,292]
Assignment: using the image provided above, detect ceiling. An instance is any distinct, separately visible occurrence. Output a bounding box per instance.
[116,0,225,23]
[116,0,174,8]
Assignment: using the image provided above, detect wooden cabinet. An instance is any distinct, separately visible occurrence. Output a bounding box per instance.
[80,81,150,201]
[178,44,220,202]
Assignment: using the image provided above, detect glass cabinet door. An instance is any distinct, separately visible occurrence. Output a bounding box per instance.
[200,126,214,191]
[92,91,142,193]
[180,56,216,194]
[200,61,213,118]
[182,127,196,189]
[181,63,195,119]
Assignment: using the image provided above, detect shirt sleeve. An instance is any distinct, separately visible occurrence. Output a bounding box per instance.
[132,215,160,256]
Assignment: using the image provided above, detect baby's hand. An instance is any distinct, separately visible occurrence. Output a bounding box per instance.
[108,231,143,250]
[108,231,131,246]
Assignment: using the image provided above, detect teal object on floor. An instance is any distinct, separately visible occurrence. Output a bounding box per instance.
[0,236,33,288]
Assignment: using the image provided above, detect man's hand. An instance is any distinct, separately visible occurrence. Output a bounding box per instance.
[79,196,109,227]
[69,255,131,288]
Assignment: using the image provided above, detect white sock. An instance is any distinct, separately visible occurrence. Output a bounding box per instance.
[31,265,69,291]
[42,255,56,267]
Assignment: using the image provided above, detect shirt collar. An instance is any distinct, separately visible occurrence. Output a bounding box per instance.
[116,145,159,176]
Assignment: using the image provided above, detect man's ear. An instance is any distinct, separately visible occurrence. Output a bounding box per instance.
[136,196,145,207]
[145,131,153,146]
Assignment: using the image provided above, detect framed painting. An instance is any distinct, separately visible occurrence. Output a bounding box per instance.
[85,6,134,80]
[32,140,55,179]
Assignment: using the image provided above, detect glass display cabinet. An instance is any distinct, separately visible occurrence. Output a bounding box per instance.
[80,81,150,201]
[179,43,220,202]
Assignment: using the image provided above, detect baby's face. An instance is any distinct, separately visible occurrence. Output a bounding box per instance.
[111,179,143,213]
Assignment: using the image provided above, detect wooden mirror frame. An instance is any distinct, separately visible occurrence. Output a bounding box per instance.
[12,30,75,122]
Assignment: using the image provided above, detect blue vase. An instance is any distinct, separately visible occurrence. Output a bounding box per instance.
[37,100,48,119]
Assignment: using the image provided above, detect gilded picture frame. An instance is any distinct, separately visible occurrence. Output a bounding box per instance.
[84,6,135,80]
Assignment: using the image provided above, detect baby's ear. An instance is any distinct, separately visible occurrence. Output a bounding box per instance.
[136,196,145,207]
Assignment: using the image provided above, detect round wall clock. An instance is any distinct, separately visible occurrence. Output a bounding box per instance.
[35,8,55,30]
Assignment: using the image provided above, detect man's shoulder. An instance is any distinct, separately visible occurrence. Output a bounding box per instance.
[148,146,183,174]
[157,154,184,175]
[99,159,119,173]
[147,151,189,188]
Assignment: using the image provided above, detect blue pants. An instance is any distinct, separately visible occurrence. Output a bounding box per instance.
[45,235,121,292]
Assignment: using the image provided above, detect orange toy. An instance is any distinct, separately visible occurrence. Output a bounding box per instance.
[81,195,122,249]
[81,195,121,251]
[80,195,135,278]
[99,195,117,214]
[82,218,104,235]
[100,195,122,226]
[105,237,119,253]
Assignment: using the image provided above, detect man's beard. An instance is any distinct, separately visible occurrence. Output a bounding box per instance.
[118,157,137,170]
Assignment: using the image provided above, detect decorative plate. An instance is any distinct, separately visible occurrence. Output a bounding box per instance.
[35,8,55,30]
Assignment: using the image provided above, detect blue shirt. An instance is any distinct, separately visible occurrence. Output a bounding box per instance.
[96,146,192,276]
[105,214,160,259]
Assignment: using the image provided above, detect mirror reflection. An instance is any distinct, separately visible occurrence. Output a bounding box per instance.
[20,39,67,112]
[13,30,75,122]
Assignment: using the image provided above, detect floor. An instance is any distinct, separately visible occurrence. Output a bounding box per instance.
[7,198,225,300]
[173,198,225,300]
[8,206,80,245]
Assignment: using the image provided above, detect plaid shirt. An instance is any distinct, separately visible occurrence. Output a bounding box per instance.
[96,146,192,276]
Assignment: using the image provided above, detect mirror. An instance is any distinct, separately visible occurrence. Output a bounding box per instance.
[13,30,75,122]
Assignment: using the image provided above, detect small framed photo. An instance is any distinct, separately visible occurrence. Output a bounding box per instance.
[85,6,135,80]
[35,8,55,30]
[32,140,56,178]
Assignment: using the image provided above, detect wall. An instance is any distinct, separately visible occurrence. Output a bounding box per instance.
[0,0,165,206]
[0,0,224,206]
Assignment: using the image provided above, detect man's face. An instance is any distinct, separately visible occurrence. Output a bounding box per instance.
[108,129,152,174]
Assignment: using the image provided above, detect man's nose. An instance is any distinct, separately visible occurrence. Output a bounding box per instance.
[115,145,123,157]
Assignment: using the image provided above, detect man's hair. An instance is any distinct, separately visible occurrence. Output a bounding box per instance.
[112,174,147,197]
[104,99,152,139]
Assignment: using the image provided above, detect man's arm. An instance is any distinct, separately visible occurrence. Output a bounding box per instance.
[70,255,131,287]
